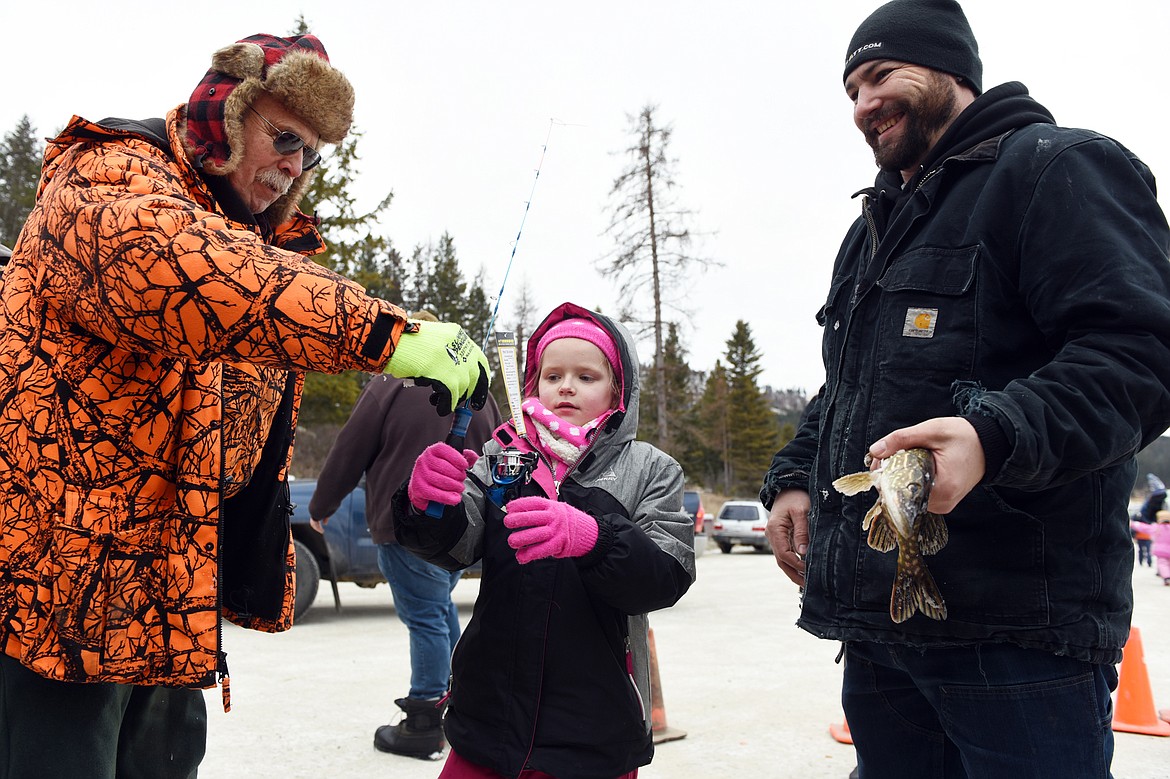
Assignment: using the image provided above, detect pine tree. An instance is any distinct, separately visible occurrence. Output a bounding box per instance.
[464,269,494,350]
[348,243,406,304]
[421,233,469,320]
[285,14,407,425]
[0,116,44,247]
[292,116,399,424]
[404,235,507,424]
[638,322,694,453]
[408,233,489,328]
[692,362,732,492]
[285,14,488,436]
[300,128,396,277]
[723,321,782,496]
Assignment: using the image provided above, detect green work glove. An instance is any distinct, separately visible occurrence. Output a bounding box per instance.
[385,320,491,416]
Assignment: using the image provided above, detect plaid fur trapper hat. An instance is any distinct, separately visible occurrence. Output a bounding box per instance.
[185,33,354,221]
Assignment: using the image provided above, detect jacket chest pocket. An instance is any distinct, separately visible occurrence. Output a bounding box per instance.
[863,246,980,434]
[874,245,978,374]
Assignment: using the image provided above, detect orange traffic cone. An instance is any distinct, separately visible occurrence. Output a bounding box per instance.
[829,716,854,745]
[647,627,686,744]
[1112,627,1170,736]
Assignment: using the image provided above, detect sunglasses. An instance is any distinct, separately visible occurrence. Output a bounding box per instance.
[247,106,323,171]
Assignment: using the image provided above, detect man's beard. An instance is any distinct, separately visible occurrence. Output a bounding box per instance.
[866,72,960,173]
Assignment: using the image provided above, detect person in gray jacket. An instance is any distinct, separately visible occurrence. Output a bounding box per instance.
[396,301,695,779]
[762,1,1170,777]
[310,311,502,759]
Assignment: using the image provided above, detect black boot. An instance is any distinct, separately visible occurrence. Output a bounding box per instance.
[374,697,447,759]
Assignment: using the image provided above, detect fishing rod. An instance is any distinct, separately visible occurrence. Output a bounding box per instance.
[425,119,558,517]
[480,118,556,345]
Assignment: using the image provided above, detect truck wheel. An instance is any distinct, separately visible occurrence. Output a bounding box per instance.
[293,538,321,623]
[717,540,733,554]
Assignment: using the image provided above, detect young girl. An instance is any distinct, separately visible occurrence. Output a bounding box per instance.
[394,302,696,779]
[1153,510,1170,585]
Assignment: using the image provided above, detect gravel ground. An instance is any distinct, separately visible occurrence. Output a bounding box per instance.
[203,548,1170,778]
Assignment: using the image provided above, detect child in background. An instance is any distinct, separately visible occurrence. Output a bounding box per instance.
[394,302,696,779]
[1131,518,1154,568]
[1153,510,1170,585]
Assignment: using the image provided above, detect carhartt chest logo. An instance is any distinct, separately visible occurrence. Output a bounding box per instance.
[903,307,938,338]
[595,468,619,483]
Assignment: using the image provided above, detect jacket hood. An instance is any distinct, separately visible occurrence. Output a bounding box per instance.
[523,302,640,448]
[866,82,1057,228]
[916,81,1054,177]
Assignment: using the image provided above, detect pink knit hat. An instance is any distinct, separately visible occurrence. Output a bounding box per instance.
[531,318,623,388]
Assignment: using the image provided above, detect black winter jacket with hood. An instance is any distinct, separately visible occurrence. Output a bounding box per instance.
[762,83,1170,664]
[394,303,695,779]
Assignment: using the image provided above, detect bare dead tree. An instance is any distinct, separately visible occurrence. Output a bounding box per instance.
[509,276,539,381]
[601,104,716,449]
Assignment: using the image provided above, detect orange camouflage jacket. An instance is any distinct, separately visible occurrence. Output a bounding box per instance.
[0,106,409,691]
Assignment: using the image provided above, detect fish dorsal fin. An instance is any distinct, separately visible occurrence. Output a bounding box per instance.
[866,506,897,552]
[833,471,877,496]
[918,512,948,556]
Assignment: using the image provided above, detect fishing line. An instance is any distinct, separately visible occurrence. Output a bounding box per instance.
[481,118,563,348]
[424,119,569,517]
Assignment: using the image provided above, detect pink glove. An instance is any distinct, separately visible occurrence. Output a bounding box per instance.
[408,443,479,512]
[503,496,599,564]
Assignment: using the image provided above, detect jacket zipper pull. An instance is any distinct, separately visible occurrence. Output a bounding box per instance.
[625,636,645,721]
[219,651,232,713]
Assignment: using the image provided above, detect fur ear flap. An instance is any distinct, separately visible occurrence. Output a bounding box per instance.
[211,42,266,80]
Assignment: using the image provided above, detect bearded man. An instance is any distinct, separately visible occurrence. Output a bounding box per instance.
[0,33,488,778]
[761,1,1170,776]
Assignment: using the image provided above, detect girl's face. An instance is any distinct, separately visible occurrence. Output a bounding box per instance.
[537,337,617,426]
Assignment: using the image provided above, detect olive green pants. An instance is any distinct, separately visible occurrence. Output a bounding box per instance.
[0,653,206,779]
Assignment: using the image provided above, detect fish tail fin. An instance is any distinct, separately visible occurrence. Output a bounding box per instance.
[833,471,877,496]
[890,549,948,623]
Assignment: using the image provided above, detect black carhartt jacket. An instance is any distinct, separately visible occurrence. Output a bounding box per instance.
[762,83,1170,664]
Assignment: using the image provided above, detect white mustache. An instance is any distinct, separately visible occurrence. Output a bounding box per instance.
[257,170,294,197]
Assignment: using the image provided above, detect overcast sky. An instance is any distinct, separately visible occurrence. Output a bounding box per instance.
[4,1,1167,393]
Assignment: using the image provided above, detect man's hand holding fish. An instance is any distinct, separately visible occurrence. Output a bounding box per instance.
[869,417,986,515]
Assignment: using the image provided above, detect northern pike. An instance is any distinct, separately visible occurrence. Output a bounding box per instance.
[832,448,948,623]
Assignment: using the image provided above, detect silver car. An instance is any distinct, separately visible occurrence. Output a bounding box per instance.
[711,499,771,554]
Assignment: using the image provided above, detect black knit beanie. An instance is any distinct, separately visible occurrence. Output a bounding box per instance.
[843,0,982,94]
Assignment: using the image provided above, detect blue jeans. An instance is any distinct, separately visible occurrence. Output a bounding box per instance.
[843,641,1117,778]
[378,542,462,700]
